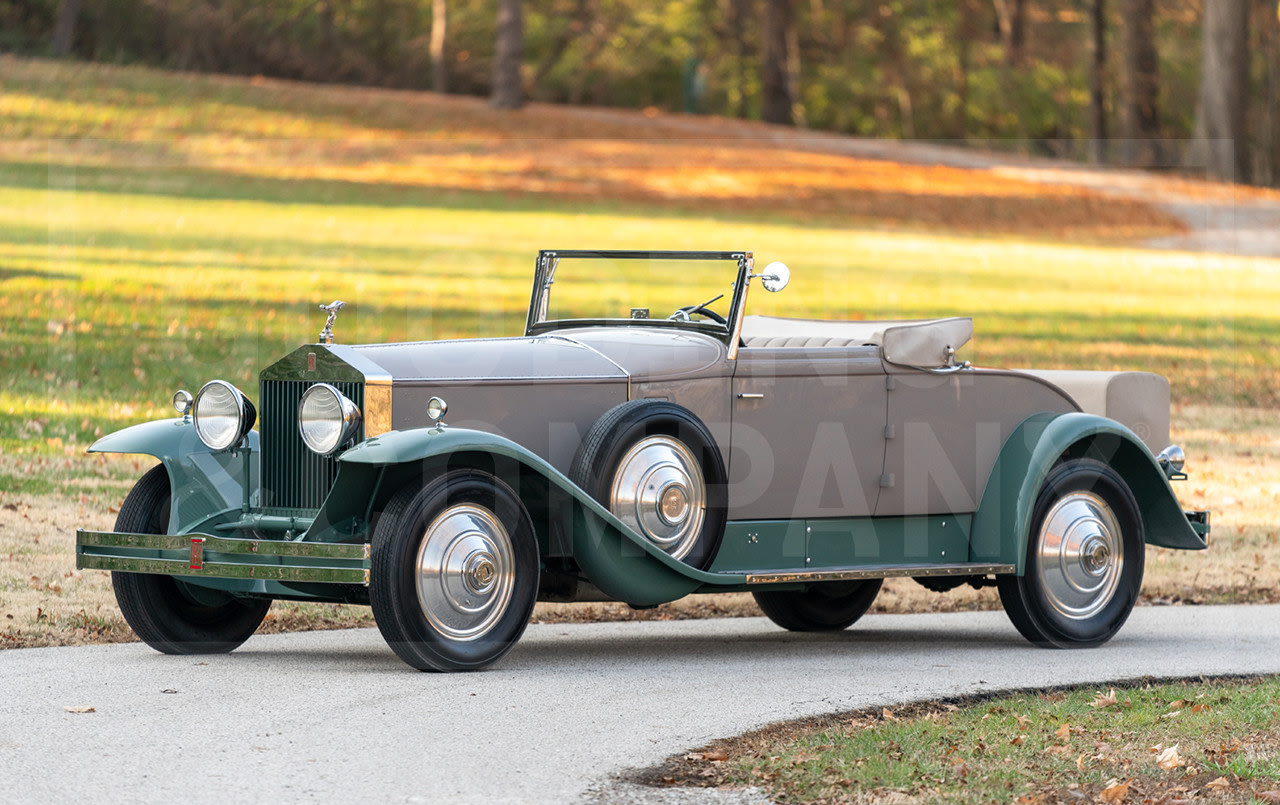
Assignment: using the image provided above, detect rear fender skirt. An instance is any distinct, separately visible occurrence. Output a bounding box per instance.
[336,427,731,606]
[87,419,258,534]
[971,412,1208,575]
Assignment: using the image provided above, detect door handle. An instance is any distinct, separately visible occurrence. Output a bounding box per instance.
[737,393,765,399]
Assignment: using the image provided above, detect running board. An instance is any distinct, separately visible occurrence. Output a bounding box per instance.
[741,562,1015,585]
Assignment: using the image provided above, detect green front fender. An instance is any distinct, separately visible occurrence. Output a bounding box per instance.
[88,418,258,534]
[971,412,1207,574]
[336,427,733,606]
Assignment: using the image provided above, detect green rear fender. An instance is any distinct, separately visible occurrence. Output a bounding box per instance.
[336,427,729,606]
[971,412,1207,574]
[88,418,258,534]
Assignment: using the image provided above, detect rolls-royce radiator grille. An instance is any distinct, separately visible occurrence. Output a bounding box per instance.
[260,379,364,514]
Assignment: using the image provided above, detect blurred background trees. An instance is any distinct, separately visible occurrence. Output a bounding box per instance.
[1,0,1276,185]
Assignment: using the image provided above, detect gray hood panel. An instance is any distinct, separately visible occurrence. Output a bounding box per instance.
[349,336,628,382]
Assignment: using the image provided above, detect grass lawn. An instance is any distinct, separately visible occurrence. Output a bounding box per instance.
[648,676,1280,803]
[1,56,1278,647]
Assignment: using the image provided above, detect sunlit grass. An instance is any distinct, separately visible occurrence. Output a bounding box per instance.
[2,173,1277,470]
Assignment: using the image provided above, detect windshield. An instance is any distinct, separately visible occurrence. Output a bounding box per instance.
[528,251,745,333]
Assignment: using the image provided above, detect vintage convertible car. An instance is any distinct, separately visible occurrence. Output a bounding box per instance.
[76,250,1209,671]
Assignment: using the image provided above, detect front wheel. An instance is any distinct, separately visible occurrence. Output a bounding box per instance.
[998,458,1144,648]
[370,470,539,671]
[112,465,271,654]
[753,580,883,632]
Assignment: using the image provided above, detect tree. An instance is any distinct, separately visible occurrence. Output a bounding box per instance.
[1189,0,1250,181]
[52,0,84,56]
[1087,0,1108,163]
[760,0,793,124]
[431,0,448,93]
[491,0,524,109]
[1119,0,1160,166]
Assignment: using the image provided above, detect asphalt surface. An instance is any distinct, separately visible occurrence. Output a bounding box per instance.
[3,605,1279,804]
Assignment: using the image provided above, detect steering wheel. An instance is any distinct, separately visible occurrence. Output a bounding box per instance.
[668,293,727,325]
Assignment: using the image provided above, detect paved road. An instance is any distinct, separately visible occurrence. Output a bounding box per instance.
[3,605,1279,804]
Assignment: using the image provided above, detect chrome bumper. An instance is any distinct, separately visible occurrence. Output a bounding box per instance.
[75,530,371,585]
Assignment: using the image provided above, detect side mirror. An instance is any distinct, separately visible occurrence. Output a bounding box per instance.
[760,261,790,293]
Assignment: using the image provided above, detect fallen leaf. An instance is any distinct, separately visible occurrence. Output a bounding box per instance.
[702,751,728,762]
[1010,735,1025,746]
[1056,723,1071,739]
[63,706,95,714]
[1099,779,1130,802]
[161,689,178,695]
[1156,744,1184,770]
[1191,703,1211,713]
[882,708,898,722]
[1205,776,1230,792]
[1256,792,1280,804]
[1091,689,1118,709]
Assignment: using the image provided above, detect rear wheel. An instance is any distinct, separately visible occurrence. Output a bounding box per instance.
[112,465,271,654]
[753,580,883,632]
[370,470,539,671]
[998,458,1144,648]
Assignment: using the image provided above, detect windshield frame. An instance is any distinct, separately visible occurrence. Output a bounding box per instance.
[523,250,753,345]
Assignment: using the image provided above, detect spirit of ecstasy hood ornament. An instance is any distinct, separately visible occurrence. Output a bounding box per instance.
[318,300,346,344]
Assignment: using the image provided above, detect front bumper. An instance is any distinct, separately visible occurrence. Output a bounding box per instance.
[75,530,370,585]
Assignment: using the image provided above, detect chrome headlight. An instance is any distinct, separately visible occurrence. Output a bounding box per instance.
[298,383,362,455]
[193,380,256,451]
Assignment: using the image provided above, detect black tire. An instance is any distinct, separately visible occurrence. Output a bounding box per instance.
[111,466,271,655]
[998,458,1145,648]
[370,470,539,672]
[753,580,883,632]
[570,400,727,570]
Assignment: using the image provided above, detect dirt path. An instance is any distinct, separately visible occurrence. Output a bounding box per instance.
[571,104,1280,257]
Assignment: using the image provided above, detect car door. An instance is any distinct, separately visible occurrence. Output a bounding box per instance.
[729,345,888,522]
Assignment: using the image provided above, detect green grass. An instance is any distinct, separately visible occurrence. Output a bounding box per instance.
[682,677,1280,804]
[1,57,1278,500]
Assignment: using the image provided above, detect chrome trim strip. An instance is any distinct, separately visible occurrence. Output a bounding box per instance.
[544,335,632,399]
[742,562,1015,585]
[726,253,753,361]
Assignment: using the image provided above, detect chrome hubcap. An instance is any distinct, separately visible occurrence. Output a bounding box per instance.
[610,435,706,560]
[415,504,514,641]
[1036,491,1124,621]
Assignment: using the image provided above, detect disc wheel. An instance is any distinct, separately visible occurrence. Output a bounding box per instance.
[998,458,1144,647]
[753,580,883,632]
[111,465,272,655]
[570,400,727,569]
[371,470,539,671]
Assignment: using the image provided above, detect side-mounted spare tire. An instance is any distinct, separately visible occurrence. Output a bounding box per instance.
[570,400,728,570]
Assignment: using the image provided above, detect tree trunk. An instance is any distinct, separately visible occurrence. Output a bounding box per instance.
[52,0,84,56]
[1119,0,1159,166]
[727,0,750,118]
[1088,0,1108,163]
[490,0,524,109]
[992,0,1026,66]
[760,0,793,125]
[1189,0,1250,181]
[431,0,448,93]
[1254,0,1278,186]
